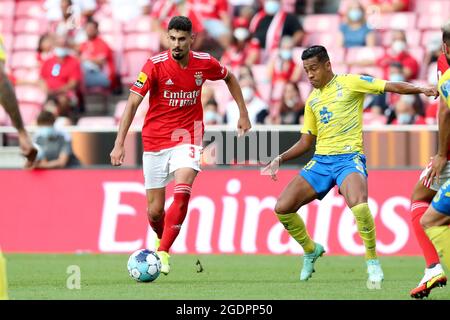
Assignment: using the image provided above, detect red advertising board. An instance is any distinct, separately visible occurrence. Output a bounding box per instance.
[0,169,422,255]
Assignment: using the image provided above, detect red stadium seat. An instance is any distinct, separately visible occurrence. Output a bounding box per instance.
[380,29,421,47]
[19,103,42,125]
[421,30,442,47]
[0,1,15,18]
[15,85,46,105]
[368,12,417,30]
[417,13,449,30]
[14,18,49,34]
[408,47,425,65]
[10,51,39,69]
[122,17,152,33]
[414,0,450,15]
[327,48,346,64]
[349,66,384,79]
[1,33,13,55]
[251,64,269,84]
[15,1,46,18]
[98,17,121,34]
[332,63,349,75]
[77,116,116,127]
[302,14,341,33]
[13,34,40,51]
[298,81,312,100]
[292,47,306,65]
[122,51,152,84]
[13,67,41,83]
[0,18,14,33]
[346,46,385,63]
[114,98,149,127]
[304,32,341,49]
[102,33,124,52]
[124,33,160,53]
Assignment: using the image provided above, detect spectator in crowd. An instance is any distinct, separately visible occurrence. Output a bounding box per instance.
[267,36,302,102]
[39,36,82,123]
[203,99,222,125]
[270,81,305,124]
[37,33,56,64]
[422,36,443,85]
[221,18,260,70]
[368,0,410,13]
[151,0,206,51]
[249,0,304,60]
[30,110,80,169]
[191,0,232,50]
[225,74,268,125]
[99,0,151,22]
[45,0,97,22]
[391,94,426,125]
[338,0,376,48]
[78,19,115,90]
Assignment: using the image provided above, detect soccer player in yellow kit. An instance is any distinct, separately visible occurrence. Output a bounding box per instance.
[421,22,450,278]
[0,35,37,300]
[263,45,437,289]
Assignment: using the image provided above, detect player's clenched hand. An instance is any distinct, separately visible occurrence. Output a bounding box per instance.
[237,114,251,137]
[424,154,447,187]
[421,86,439,98]
[110,144,125,166]
[261,155,282,181]
[18,130,38,168]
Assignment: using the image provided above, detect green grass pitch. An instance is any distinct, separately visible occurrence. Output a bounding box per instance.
[4,254,449,300]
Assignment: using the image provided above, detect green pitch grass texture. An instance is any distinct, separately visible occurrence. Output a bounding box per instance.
[5,254,449,300]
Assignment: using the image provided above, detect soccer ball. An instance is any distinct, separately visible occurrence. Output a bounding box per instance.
[127,249,162,282]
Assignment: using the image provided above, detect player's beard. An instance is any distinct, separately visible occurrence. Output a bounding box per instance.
[172,50,185,60]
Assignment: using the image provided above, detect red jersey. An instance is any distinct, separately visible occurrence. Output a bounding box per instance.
[371,0,410,11]
[130,50,228,152]
[150,1,204,34]
[190,0,228,20]
[40,55,82,91]
[437,53,450,159]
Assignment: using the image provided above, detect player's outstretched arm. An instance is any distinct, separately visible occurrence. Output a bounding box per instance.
[262,133,316,181]
[0,61,37,166]
[110,92,143,166]
[384,81,438,97]
[223,72,251,137]
[425,98,450,185]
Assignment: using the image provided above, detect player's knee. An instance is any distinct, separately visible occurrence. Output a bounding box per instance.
[274,199,296,215]
[147,207,164,221]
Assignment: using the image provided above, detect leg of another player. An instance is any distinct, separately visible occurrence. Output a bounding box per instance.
[146,187,166,250]
[340,172,384,289]
[421,207,450,274]
[0,250,8,300]
[158,168,198,274]
[275,175,324,281]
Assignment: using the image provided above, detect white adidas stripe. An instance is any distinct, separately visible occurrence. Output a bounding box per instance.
[151,57,168,64]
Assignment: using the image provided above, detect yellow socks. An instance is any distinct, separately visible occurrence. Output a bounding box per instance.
[425,226,450,271]
[0,251,8,300]
[351,203,378,260]
[277,212,315,254]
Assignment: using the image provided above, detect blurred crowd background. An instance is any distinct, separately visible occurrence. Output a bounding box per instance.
[0,0,449,134]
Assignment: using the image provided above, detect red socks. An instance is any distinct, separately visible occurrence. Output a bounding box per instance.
[411,201,440,267]
[159,184,192,252]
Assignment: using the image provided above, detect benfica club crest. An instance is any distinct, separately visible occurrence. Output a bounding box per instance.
[194,72,203,86]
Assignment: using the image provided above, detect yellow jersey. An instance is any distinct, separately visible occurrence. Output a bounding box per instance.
[301,74,386,155]
[438,68,450,108]
[0,36,5,61]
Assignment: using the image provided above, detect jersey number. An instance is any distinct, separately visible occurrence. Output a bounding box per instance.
[189,146,196,159]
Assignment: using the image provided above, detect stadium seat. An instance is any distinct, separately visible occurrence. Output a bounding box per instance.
[408,47,425,65]
[19,103,42,125]
[292,47,306,65]
[0,1,15,18]
[302,14,341,33]
[251,64,270,84]
[327,48,346,64]
[414,0,450,15]
[349,66,384,79]
[1,33,13,55]
[114,98,148,127]
[97,17,121,34]
[421,30,442,47]
[13,67,41,83]
[417,14,449,30]
[122,16,152,33]
[368,12,417,30]
[346,46,385,63]
[13,34,40,51]
[14,18,49,34]
[298,81,312,100]
[15,1,46,18]
[332,63,349,75]
[124,33,160,53]
[304,32,341,49]
[77,116,116,127]
[380,29,421,47]
[122,51,152,84]
[10,51,39,69]
[102,33,124,52]
[0,19,13,33]
[15,85,46,105]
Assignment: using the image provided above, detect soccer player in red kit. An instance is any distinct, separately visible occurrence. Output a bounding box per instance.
[110,16,251,275]
[409,52,449,299]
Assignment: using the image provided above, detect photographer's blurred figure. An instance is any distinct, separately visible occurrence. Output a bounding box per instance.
[30,110,80,169]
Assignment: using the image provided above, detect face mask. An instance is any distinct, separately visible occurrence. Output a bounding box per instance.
[54,47,69,58]
[204,110,218,123]
[389,73,405,82]
[242,87,254,102]
[233,28,249,41]
[280,49,292,60]
[264,1,280,15]
[285,97,299,108]
[391,40,406,55]
[347,8,363,22]
[38,126,55,138]
[397,113,413,124]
